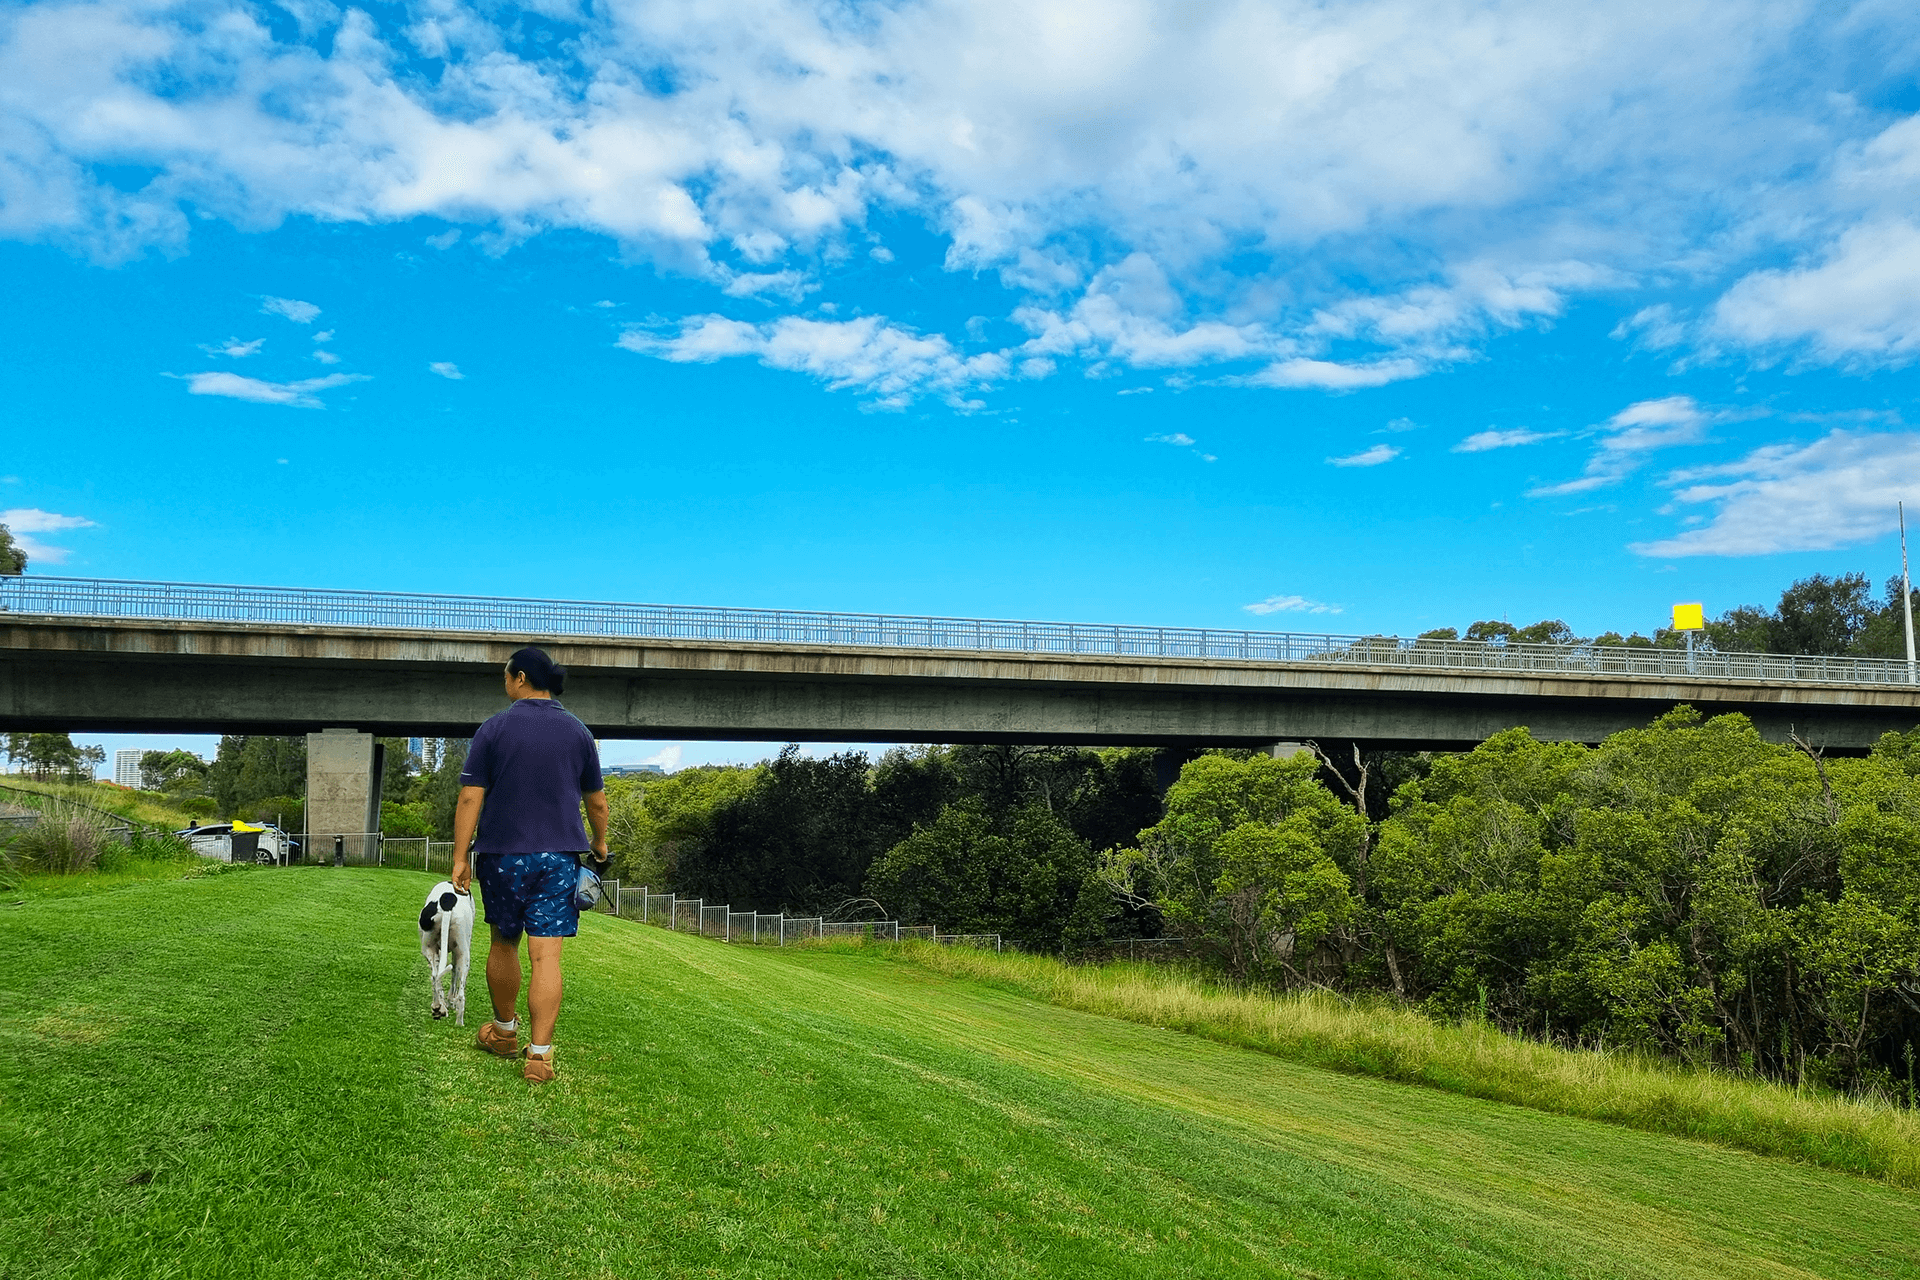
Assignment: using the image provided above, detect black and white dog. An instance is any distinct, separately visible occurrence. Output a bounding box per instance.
[418,881,475,1025]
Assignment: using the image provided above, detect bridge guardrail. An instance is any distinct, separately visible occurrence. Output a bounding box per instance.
[5,575,1915,689]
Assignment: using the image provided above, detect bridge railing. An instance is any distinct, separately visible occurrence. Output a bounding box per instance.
[5,575,1916,688]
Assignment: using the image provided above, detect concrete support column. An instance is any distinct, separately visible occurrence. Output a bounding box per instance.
[1269,742,1312,759]
[306,729,376,862]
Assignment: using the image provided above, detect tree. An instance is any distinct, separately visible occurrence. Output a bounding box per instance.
[601,763,759,886]
[1774,572,1875,655]
[140,749,209,793]
[207,736,306,816]
[1705,603,1776,653]
[679,747,886,909]
[21,734,82,781]
[411,739,470,840]
[1851,575,1920,659]
[1702,572,1877,656]
[1465,620,1518,642]
[0,521,24,575]
[866,801,1099,950]
[379,737,416,803]
[1512,619,1578,645]
[1103,753,1362,984]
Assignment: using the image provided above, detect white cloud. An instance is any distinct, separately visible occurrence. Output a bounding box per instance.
[0,0,1906,387]
[621,315,1008,409]
[721,269,815,301]
[428,361,464,380]
[1633,430,1920,557]
[1530,396,1712,496]
[200,337,263,358]
[311,349,340,365]
[1247,358,1425,390]
[1714,220,1920,366]
[1611,304,1688,351]
[1011,254,1271,370]
[1243,594,1343,616]
[1454,428,1562,453]
[172,371,366,408]
[1327,444,1401,467]
[1147,433,1194,446]
[260,297,320,324]
[1,507,97,563]
[312,330,334,342]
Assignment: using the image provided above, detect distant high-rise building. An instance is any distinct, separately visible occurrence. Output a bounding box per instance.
[113,749,143,788]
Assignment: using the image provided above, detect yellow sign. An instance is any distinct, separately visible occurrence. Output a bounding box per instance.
[231,820,265,833]
[1671,603,1705,632]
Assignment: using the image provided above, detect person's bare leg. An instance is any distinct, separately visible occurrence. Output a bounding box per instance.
[486,926,523,1023]
[526,935,565,1047]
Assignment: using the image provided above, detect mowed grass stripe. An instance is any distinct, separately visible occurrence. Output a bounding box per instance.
[583,921,1916,1280]
[0,870,1910,1280]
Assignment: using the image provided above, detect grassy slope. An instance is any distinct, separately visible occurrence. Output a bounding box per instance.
[0,778,201,831]
[882,944,1920,1187]
[1,871,1914,1280]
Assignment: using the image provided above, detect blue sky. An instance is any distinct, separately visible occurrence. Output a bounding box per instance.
[8,0,1920,772]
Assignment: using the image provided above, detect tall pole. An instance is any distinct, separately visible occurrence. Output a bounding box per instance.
[1903,502,1916,685]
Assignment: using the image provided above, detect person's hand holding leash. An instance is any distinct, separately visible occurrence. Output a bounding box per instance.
[452,783,485,895]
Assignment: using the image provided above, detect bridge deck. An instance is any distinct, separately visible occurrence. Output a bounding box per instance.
[8,591,1920,749]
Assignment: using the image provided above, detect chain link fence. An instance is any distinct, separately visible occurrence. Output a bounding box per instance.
[592,883,993,949]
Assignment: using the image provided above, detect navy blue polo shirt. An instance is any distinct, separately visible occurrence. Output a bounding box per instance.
[460,698,604,854]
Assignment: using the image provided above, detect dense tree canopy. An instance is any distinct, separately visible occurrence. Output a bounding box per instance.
[0,522,24,575]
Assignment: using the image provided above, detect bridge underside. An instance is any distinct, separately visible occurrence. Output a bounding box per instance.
[8,618,1920,753]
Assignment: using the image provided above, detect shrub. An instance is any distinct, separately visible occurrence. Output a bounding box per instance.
[239,795,303,830]
[11,804,113,874]
[98,831,196,873]
[381,800,434,837]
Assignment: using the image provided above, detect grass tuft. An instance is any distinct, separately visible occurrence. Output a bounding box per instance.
[7,802,113,874]
[879,940,1920,1188]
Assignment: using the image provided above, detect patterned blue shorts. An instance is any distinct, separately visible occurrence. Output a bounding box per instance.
[474,851,580,940]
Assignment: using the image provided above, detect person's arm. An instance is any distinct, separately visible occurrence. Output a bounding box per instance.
[450,785,486,893]
[584,789,609,865]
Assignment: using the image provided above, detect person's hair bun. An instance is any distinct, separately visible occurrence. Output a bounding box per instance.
[507,646,566,694]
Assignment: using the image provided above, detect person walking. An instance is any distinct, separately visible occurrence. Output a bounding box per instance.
[451,646,609,1083]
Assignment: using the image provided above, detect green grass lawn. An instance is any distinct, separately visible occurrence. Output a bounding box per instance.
[3,869,1915,1279]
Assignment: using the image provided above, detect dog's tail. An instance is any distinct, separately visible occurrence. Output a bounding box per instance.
[420,890,459,975]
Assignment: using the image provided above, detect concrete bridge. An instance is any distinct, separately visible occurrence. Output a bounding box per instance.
[7,576,1920,844]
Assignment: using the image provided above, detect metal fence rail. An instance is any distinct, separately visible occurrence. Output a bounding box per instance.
[599,884,990,949]
[7,574,1912,688]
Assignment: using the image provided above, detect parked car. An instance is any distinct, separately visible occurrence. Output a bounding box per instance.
[175,820,295,865]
